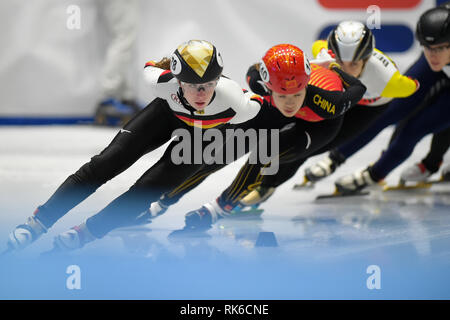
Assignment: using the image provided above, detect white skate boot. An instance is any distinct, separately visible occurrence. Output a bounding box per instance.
[184,199,231,230]
[335,167,377,194]
[400,162,431,183]
[52,221,97,251]
[304,155,339,182]
[7,216,47,251]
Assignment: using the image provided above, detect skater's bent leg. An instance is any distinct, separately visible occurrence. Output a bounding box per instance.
[422,127,450,173]
[337,105,405,159]
[261,158,306,188]
[35,98,176,229]
[245,117,343,189]
[370,92,450,181]
[86,142,204,238]
[216,159,266,210]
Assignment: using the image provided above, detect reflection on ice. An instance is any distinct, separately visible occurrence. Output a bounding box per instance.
[0,126,449,299]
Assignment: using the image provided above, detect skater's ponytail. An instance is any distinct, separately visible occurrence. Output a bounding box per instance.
[153,57,171,70]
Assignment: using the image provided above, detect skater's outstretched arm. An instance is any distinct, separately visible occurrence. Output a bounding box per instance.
[421,128,450,174]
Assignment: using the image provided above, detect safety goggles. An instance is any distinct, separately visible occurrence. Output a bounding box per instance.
[423,44,450,54]
[180,79,219,92]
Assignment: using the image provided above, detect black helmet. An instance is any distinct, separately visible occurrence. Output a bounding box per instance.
[416,6,450,46]
[170,40,223,84]
[327,21,375,62]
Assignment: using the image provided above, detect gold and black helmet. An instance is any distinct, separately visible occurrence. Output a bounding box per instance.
[170,40,223,84]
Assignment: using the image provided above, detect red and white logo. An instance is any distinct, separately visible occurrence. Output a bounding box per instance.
[171,93,182,105]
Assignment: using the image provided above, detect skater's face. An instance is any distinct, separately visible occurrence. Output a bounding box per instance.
[423,42,450,72]
[180,79,219,110]
[338,59,365,77]
[272,88,307,117]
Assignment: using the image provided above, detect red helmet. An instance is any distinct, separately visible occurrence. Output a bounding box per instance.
[260,44,311,94]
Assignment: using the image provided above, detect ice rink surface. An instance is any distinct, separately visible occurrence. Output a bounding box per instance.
[0,125,449,299]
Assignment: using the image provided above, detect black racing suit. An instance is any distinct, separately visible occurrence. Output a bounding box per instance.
[32,66,263,238]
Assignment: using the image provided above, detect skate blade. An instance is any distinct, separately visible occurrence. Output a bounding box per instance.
[383,178,450,191]
[293,182,315,190]
[316,188,370,200]
[429,177,450,185]
[293,177,315,190]
[110,225,152,234]
[383,181,433,191]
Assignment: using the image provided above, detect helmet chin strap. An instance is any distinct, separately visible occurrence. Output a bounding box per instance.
[357,58,370,78]
[177,87,196,113]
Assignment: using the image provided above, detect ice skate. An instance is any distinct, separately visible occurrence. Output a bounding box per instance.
[315,188,370,200]
[382,162,448,191]
[168,205,218,240]
[400,162,432,183]
[441,163,450,181]
[304,155,339,183]
[239,185,275,206]
[224,185,274,216]
[135,200,168,225]
[49,222,97,253]
[316,169,375,200]
[384,163,450,191]
[6,216,48,253]
[184,199,230,230]
[229,203,264,218]
[222,185,274,217]
[334,167,379,194]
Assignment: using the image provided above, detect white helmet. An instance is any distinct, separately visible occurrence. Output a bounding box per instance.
[327,21,375,62]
